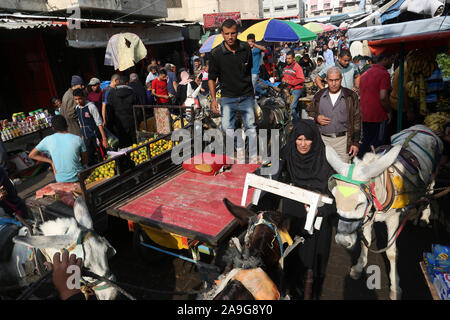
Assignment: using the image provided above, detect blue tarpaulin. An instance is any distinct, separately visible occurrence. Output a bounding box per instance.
[379,0,407,23]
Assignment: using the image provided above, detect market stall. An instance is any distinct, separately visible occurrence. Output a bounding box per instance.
[1,109,53,178]
[348,16,450,131]
[349,16,450,301]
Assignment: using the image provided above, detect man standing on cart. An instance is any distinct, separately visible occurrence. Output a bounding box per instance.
[208,19,259,164]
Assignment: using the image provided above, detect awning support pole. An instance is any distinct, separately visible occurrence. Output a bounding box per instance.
[272,43,276,80]
[397,43,405,132]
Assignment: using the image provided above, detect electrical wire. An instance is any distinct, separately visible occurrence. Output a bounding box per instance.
[113,0,167,21]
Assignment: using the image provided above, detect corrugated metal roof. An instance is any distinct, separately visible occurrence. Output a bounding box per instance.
[0,18,64,29]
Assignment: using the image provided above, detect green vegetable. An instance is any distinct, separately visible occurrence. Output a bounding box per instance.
[436,53,450,78]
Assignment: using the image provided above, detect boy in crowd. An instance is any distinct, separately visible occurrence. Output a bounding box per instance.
[73,88,109,166]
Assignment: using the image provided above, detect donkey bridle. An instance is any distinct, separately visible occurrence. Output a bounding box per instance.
[245,212,285,258]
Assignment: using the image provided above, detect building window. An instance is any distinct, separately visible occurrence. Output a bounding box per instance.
[274,6,284,12]
[264,8,270,13]
[324,3,331,9]
[311,5,317,11]
[287,4,297,10]
[167,0,182,8]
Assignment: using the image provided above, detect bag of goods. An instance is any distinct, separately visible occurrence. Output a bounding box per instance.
[433,273,450,300]
[432,244,450,270]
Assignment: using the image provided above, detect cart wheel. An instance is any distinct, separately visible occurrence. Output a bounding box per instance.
[132,225,168,263]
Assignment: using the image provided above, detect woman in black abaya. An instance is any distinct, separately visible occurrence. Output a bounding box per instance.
[278,119,336,300]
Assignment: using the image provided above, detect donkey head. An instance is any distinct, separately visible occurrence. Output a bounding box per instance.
[223,198,289,270]
[325,145,401,249]
[13,197,118,300]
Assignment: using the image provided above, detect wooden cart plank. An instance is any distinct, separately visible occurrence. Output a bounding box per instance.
[116,164,260,245]
[419,261,440,300]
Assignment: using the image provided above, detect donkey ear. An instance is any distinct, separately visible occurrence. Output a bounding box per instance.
[325,145,350,175]
[223,198,256,227]
[13,235,74,249]
[360,145,401,180]
[73,197,93,230]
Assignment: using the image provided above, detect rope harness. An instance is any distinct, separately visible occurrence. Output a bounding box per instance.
[37,227,116,299]
[331,128,444,253]
[330,162,414,253]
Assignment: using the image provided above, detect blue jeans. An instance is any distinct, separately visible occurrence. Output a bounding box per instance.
[290,88,303,125]
[251,74,259,93]
[220,96,258,159]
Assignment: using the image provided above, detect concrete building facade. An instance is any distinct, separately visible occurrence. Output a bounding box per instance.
[262,0,303,18]
[262,0,364,19]
[166,0,262,22]
[0,0,167,19]
[306,0,362,17]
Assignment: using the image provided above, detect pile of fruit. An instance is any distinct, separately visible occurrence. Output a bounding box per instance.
[85,135,177,185]
[405,49,438,115]
[129,138,174,166]
[424,112,449,133]
[172,116,188,130]
[130,142,149,166]
[86,160,116,184]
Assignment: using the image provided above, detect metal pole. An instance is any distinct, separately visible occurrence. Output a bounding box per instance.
[397,43,405,132]
[273,43,276,80]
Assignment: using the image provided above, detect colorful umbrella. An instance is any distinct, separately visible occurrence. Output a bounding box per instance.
[303,22,325,34]
[237,19,317,43]
[199,34,224,53]
[324,24,338,31]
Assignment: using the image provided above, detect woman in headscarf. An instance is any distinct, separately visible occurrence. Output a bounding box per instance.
[175,70,198,107]
[267,119,336,299]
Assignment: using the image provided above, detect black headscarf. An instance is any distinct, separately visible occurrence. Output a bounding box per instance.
[281,119,333,194]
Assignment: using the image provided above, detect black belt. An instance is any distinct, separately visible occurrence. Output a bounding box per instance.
[321,131,346,138]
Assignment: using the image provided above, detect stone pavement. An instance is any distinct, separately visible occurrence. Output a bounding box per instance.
[320,219,448,300]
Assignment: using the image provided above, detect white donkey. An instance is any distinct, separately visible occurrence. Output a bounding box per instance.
[1,197,118,300]
[326,125,443,300]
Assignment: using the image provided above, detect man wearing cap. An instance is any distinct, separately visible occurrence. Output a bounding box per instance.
[60,75,84,136]
[87,77,102,110]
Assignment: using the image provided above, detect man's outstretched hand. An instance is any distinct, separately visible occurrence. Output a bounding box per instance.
[44,251,82,300]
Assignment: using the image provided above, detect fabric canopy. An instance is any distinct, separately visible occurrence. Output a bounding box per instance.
[348,16,450,42]
[348,17,450,55]
[368,31,450,55]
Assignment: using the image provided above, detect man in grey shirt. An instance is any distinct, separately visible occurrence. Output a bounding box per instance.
[307,67,362,163]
